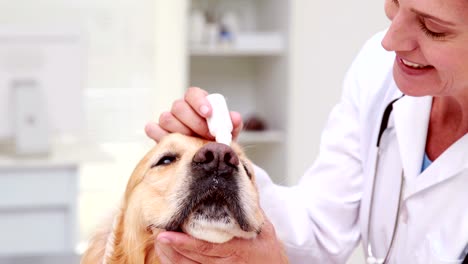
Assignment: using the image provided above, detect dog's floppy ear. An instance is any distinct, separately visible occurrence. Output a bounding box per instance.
[123,146,156,202]
[81,211,118,264]
[81,231,107,263]
[82,146,159,264]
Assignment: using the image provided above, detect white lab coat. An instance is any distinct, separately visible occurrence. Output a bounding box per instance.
[255,30,468,263]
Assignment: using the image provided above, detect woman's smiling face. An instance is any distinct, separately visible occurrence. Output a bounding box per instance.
[382,0,468,98]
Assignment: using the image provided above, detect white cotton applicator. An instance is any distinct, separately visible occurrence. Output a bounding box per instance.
[206,93,233,146]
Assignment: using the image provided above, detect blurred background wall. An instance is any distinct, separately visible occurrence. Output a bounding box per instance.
[0,1,388,263]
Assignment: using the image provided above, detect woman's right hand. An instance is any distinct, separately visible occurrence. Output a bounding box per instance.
[145,87,244,143]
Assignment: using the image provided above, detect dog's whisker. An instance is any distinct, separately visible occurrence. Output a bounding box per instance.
[239,143,258,151]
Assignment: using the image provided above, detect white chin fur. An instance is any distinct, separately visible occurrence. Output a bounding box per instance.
[182,217,257,244]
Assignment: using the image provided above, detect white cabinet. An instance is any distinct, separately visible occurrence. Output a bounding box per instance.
[0,141,109,257]
[0,166,78,256]
[186,0,291,185]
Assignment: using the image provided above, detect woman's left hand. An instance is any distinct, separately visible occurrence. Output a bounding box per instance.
[154,219,288,264]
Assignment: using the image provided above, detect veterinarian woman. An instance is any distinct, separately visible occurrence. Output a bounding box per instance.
[145,0,468,263]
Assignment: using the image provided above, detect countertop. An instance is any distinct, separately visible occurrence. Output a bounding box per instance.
[0,254,80,264]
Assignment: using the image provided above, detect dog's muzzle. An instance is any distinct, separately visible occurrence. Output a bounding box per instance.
[165,142,253,232]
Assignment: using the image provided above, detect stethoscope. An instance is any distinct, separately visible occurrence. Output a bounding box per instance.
[366,95,404,264]
[365,95,468,264]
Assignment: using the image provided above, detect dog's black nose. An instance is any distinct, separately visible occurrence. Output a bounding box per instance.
[192,142,239,174]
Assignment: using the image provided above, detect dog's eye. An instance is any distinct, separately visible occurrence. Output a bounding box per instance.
[153,155,177,167]
[243,163,252,179]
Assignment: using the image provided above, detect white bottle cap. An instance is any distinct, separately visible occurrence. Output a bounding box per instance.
[206,93,233,146]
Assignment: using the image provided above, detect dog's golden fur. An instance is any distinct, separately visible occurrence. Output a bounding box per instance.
[81,133,265,264]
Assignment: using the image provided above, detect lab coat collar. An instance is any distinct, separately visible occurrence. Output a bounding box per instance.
[407,133,468,199]
[393,95,468,199]
[393,95,431,184]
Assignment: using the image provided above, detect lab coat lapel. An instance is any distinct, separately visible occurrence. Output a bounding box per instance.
[393,95,468,199]
[392,95,432,188]
[406,133,468,199]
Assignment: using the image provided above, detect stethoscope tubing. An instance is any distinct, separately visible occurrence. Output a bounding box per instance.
[366,95,404,263]
[366,94,468,263]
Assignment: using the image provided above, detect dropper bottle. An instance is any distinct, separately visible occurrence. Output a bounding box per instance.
[206,93,233,146]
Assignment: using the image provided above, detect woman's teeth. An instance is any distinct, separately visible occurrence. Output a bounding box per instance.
[401,58,428,69]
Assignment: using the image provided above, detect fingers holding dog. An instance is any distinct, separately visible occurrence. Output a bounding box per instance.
[229,111,243,141]
[156,232,234,264]
[156,242,201,264]
[170,98,213,139]
[183,87,244,140]
[147,87,244,142]
[155,217,288,264]
[159,110,195,136]
[161,233,229,258]
[144,122,169,142]
[145,110,194,143]
[184,87,211,117]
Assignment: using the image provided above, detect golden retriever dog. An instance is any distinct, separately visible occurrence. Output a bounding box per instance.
[81,133,265,264]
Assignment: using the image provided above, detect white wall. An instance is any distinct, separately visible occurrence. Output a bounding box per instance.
[152,0,188,116]
[0,0,156,91]
[288,0,390,182]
